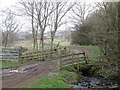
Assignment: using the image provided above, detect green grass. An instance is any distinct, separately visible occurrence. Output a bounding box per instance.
[25,75,70,88]
[0,57,54,69]
[0,61,38,69]
[24,70,78,88]
[53,39,70,46]
[79,45,101,63]
[0,61,24,68]
[79,45,101,55]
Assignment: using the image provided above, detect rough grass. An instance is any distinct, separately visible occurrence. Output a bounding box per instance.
[25,76,70,88]
[79,46,101,65]
[0,57,54,69]
[80,45,101,55]
[0,61,24,68]
[0,61,39,69]
[24,70,78,88]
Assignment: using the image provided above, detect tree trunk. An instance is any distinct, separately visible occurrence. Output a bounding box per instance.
[40,37,44,50]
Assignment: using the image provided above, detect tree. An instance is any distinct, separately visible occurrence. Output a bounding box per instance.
[71,2,94,25]
[19,0,38,49]
[93,2,118,65]
[35,1,55,50]
[2,10,21,47]
[48,1,74,49]
[71,23,93,45]
[86,2,119,78]
[19,0,55,50]
[71,2,94,45]
[71,2,119,79]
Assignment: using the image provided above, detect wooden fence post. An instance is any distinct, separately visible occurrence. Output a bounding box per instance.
[19,49,22,63]
[57,47,61,70]
[82,51,88,64]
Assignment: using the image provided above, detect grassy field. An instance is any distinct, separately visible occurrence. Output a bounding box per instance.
[24,70,78,88]
[79,45,101,55]
[53,39,70,46]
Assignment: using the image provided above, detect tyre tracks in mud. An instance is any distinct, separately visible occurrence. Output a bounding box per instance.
[2,60,57,88]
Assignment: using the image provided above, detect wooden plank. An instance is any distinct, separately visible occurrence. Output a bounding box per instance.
[21,48,55,55]
[21,50,57,58]
[0,59,19,61]
[21,50,56,56]
[0,46,15,49]
[2,51,19,53]
[0,53,19,56]
[0,57,19,59]
[21,54,51,60]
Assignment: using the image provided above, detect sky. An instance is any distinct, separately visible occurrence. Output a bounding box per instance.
[1,0,120,10]
[0,0,120,32]
[0,0,17,9]
[0,0,120,8]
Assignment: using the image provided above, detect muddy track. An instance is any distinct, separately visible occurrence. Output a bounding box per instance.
[2,60,57,88]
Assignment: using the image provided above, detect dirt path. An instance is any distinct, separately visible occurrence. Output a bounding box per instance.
[2,60,57,88]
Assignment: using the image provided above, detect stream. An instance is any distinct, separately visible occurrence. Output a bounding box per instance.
[71,77,118,89]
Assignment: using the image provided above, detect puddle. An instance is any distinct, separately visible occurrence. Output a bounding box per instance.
[9,69,27,73]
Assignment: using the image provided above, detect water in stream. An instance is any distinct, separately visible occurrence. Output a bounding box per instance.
[71,77,118,90]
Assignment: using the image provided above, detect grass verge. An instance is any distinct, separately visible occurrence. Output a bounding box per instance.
[24,70,78,88]
[0,57,55,69]
[0,61,39,69]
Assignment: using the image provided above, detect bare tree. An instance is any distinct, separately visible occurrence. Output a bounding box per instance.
[19,0,73,50]
[19,0,38,50]
[71,2,94,25]
[48,1,74,49]
[35,1,55,50]
[19,0,55,50]
[2,10,21,47]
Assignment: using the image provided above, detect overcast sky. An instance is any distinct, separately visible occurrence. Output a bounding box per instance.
[0,0,102,9]
[0,0,119,8]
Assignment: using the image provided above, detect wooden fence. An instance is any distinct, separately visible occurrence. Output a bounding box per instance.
[20,46,71,63]
[0,46,20,62]
[60,52,88,68]
[0,46,72,62]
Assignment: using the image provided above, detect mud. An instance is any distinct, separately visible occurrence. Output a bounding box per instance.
[2,60,57,88]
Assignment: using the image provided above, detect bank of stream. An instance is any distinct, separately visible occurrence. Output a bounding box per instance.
[63,64,119,89]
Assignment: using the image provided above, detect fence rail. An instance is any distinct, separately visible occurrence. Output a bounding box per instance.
[60,52,88,68]
[0,46,20,61]
[20,46,71,63]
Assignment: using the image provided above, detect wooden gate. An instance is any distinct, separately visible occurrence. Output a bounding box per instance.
[0,46,20,62]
